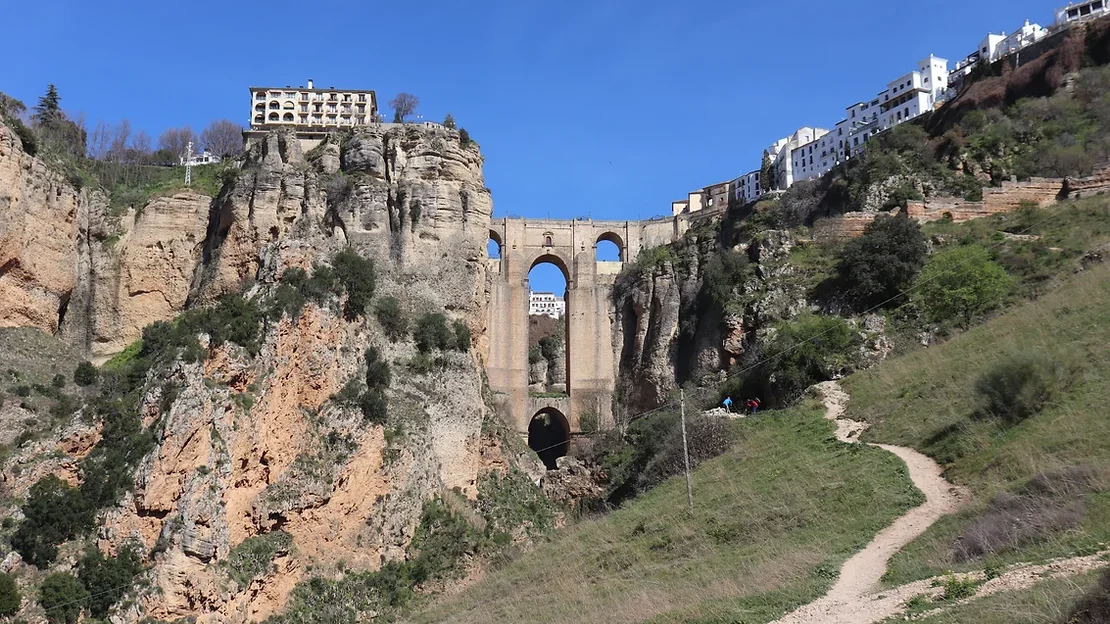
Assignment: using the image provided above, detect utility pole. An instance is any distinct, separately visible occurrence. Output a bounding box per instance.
[184,141,193,187]
[680,389,694,514]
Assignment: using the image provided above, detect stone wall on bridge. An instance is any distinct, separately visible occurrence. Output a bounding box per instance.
[485,215,681,440]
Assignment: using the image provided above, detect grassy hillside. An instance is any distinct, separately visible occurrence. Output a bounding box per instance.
[845,260,1110,585]
[411,404,921,624]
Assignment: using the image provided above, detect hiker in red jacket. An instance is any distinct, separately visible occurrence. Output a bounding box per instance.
[750,397,761,414]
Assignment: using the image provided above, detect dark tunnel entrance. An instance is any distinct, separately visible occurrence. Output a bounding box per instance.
[528,408,569,470]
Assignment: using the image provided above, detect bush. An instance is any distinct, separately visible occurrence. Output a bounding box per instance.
[194,293,263,355]
[414,313,453,353]
[13,385,30,397]
[1065,568,1110,624]
[973,354,1068,425]
[459,128,471,146]
[73,361,98,386]
[375,297,408,342]
[939,575,980,601]
[226,531,294,586]
[333,249,376,319]
[452,319,471,351]
[364,347,391,390]
[0,572,20,616]
[77,546,143,618]
[833,214,927,310]
[38,573,88,624]
[727,314,859,407]
[51,373,66,389]
[12,476,93,567]
[914,245,1011,325]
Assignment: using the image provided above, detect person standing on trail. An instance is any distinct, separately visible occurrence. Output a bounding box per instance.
[751,397,761,414]
[722,397,733,413]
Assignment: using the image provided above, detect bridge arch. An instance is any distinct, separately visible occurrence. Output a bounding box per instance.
[528,407,569,469]
[595,231,625,261]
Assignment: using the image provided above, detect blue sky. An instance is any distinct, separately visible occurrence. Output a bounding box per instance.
[2,0,1053,293]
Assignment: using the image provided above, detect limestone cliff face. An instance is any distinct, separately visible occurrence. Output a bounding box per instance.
[612,229,810,414]
[0,122,516,622]
[0,121,212,357]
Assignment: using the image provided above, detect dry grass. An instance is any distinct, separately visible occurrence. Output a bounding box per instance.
[880,568,1105,624]
[844,261,1110,584]
[408,403,922,624]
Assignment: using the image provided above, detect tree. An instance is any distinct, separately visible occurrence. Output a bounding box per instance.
[389,93,419,123]
[333,248,376,319]
[77,547,143,618]
[201,119,244,158]
[38,573,88,624]
[157,126,198,162]
[131,129,153,162]
[0,572,20,616]
[459,128,472,146]
[760,149,774,192]
[414,313,453,353]
[834,213,927,310]
[452,319,471,351]
[0,91,27,119]
[375,297,408,341]
[108,119,131,163]
[914,245,1011,325]
[443,113,456,129]
[32,84,62,125]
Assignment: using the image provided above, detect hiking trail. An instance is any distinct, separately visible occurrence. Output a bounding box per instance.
[770,381,1110,623]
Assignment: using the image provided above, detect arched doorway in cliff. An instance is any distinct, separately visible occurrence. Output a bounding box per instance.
[596,232,624,262]
[528,408,569,470]
[527,254,570,398]
[488,229,503,259]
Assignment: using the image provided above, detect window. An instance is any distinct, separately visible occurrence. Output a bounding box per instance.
[359,94,367,102]
[301,93,309,101]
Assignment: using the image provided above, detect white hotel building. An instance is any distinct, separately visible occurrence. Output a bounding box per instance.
[529,292,565,319]
[246,79,378,145]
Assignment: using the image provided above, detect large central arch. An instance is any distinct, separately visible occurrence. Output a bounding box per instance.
[485,216,681,450]
[528,408,569,469]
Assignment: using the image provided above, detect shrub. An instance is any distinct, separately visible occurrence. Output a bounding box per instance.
[914,245,1011,325]
[195,293,263,355]
[13,385,30,397]
[940,575,980,601]
[51,373,66,389]
[360,389,388,425]
[0,572,20,616]
[12,476,93,567]
[38,573,88,624]
[459,128,471,145]
[333,248,376,319]
[1065,568,1110,624]
[226,531,294,586]
[73,361,99,386]
[452,319,472,351]
[77,546,143,618]
[833,214,927,310]
[955,467,1096,560]
[364,347,391,390]
[728,314,859,407]
[414,313,453,353]
[973,354,1068,425]
[374,297,408,341]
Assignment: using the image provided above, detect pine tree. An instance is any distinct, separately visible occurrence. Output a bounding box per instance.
[443,113,456,129]
[759,150,774,192]
[33,84,62,125]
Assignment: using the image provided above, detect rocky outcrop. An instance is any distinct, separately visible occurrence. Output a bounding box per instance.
[0,121,213,357]
[0,122,510,623]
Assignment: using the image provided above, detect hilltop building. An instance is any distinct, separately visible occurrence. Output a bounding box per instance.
[245,79,378,146]
[1057,0,1109,25]
[180,149,220,167]
[529,292,565,319]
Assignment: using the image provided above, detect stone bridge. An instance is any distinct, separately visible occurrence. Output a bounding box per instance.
[485,215,684,466]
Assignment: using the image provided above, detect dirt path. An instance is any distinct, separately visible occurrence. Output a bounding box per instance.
[769,381,968,624]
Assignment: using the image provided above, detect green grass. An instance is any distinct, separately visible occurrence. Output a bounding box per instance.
[410,402,922,624]
[80,160,229,216]
[844,261,1110,585]
[880,569,1103,624]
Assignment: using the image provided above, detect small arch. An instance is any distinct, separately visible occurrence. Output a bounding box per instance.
[268,112,280,121]
[595,232,625,262]
[269,100,281,110]
[528,408,569,469]
[283,112,294,122]
[254,114,264,124]
[488,229,503,259]
[529,253,570,285]
[283,101,295,109]
[255,103,265,112]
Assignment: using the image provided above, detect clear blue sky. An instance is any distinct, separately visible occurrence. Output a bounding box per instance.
[2,0,1052,293]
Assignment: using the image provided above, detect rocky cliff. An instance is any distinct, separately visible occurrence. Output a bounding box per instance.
[0,121,538,622]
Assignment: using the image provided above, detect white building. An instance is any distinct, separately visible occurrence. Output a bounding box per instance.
[529,292,565,318]
[877,55,949,131]
[771,127,828,190]
[1057,0,1109,25]
[999,20,1048,58]
[180,149,220,167]
[248,79,378,133]
[733,169,765,205]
